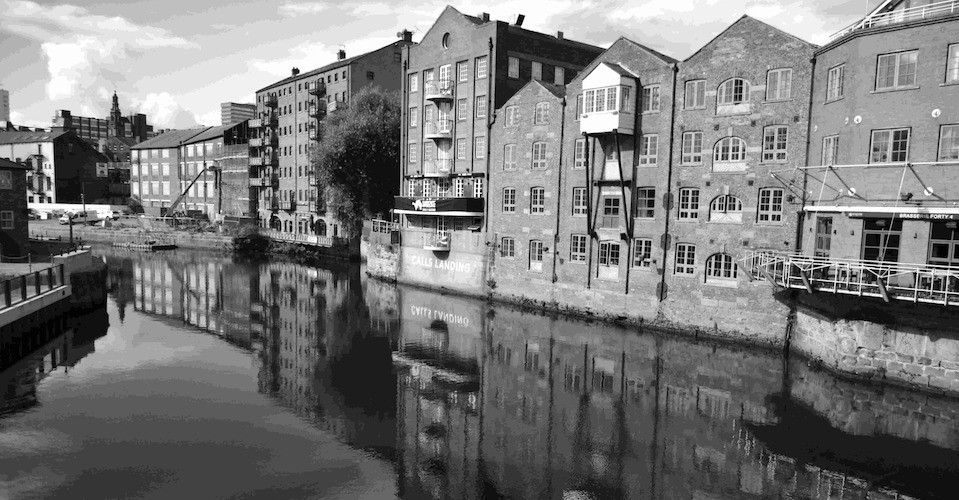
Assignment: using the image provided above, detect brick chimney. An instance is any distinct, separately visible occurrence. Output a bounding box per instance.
[337,49,346,60]
[480,12,490,22]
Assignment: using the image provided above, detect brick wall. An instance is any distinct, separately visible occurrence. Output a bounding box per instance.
[0,166,28,256]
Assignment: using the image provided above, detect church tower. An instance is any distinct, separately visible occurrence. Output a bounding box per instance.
[109,91,123,137]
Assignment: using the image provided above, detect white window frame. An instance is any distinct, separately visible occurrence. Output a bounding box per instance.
[408,143,418,164]
[757,187,784,224]
[475,96,487,118]
[457,99,467,121]
[948,44,959,84]
[475,56,488,79]
[685,79,706,109]
[0,171,11,190]
[409,107,418,128]
[709,195,743,224]
[504,144,517,170]
[762,126,788,162]
[501,237,515,258]
[870,128,910,163]
[454,178,465,197]
[766,68,792,101]
[714,137,747,162]
[532,142,547,169]
[530,187,546,214]
[682,131,703,165]
[572,187,587,216]
[456,138,467,160]
[534,102,550,124]
[474,136,486,159]
[632,238,653,268]
[583,86,628,114]
[678,188,700,221]
[634,187,655,219]
[505,106,518,127]
[641,85,660,113]
[822,135,839,166]
[570,234,587,262]
[717,78,748,105]
[473,178,484,198]
[826,64,845,101]
[529,240,545,268]
[574,139,586,169]
[639,135,658,166]
[598,241,620,267]
[457,61,468,82]
[876,50,918,90]
[675,243,696,275]
[939,124,959,161]
[705,253,737,280]
[503,187,516,213]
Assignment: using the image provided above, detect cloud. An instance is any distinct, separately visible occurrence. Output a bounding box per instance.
[8,111,47,129]
[278,2,329,16]
[129,92,202,129]
[248,41,333,78]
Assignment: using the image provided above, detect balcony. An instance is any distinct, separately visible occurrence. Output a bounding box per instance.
[308,80,327,97]
[424,80,454,101]
[249,156,264,166]
[248,118,262,129]
[262,112,277,127]
[741,250,959,306]
[250,174,278,188]
[424,120,452,140]
[421,158,452,176]
[830,0,959,41]
[308,103,326,119]
[249,137,263,148]
[423,232,451,252]
[327,100,348,113]
[264,95,278,108]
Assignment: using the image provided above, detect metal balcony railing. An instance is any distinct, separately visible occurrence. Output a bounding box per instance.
[1,264,66,310]
[741,250,959,306]
[308,80,327,97]
[370,219,399,233]
[424,80,454,100]
[264,95,278,107]
[422,158,452,175]
[248,118,262,129]
[424,120,452,140]
[830,0,959,41]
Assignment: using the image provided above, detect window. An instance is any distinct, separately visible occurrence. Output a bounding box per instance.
[876,50,918,90]
[713,137,747,163]
[456,139,467,159]
[474,136,486,159]
[826,64,844,101]
[709,195,743,223]
[473,178,484,198]
[717,78,748,105]
[822,135,839,166]
[501,237,515,257]
[504,144,517,170]
[532,142,547,169]
[409,107,418,127]
[424,68,434,83]
[582,86,628,113]
[439,64,451,83]
[682,131,703,164]
[678,188,700,220]
[685,80,706,109]
[503,188,516,213]
[407,179,417,197]
[639,135,658,166]
[475,56,488,79]
[529,240,544,270]
[575,94,583,120]
[705,253,737,280]
[762,126,788,162]
[632,239,653,268]
[408,143,418,164]
[642,85,660,113]
[870,129,910,163]
[475,96,487,118]
[554,67,565,85]
[635,187,655,218]
[532,61,543,80]
[766,68,792,101]
[675,243,696,274]
[534,102,550,124]
[530,187,546,213]
[0,211,13,229]
[601,196,620,228]
[508,57,519,78]
[570,234,587,262]
[0,170,11,189]
[940,125,959,161]
[574,139,586,169]
[457,61,468,82]
[454,178,465,197]
[505,106,519,127]
[948,44,959,84]
[599,241,620,267]
[457,99,467,121]
[572,187,587,216]
[758,187,784,224]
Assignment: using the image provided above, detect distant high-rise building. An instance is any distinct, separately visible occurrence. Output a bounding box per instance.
[0,88,10,122]
[220,102,255,125]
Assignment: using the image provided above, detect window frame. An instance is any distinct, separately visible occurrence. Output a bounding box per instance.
[533,102,550,124]
[572,187,587,216]
[822,135,839,166]
[632,238,653,269]
[475,96,487,118]
[717,78,749,105]
[529,240,545,266]
[757,187,784,224]
[641,85,660,113]
[705,253,738,280]
[761,126,789,163]
[508,57,519,79]
[826,64,845,102]
[531,142,548,169]
[474,136,486,159]
[530,187,546,214]
[948,44,959,84]
[870,128,910,164]
[684,79,706,109]
[475,56,488,79]
[408,73,419,93]
[682,131,703,165]
[713,137,747,162]
[639,134,658,166]
[457,61,468,82]
[765,68,793,101]
[504,106,518,127]
[674,243,696,275]
[678,188,700,221]
[503,187,516,213]
[500,237,515,258]
[875,50,918,91]
[457,99,467,121]
[504,143,517,170]
[598,241,620,267]
[0,210,13,229]
[938,124,959,161]
[709,195,744,224]
[570,234,588,262]
[634,187,655,219]
[574,139,586,169]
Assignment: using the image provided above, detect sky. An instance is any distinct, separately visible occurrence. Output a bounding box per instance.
[0,0,884,130]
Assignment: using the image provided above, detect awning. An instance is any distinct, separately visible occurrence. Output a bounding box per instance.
[393,210,483,217]
[804,205,959,221]
[393,196,484,217]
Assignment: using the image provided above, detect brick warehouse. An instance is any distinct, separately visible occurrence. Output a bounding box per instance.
[0,157,29,258]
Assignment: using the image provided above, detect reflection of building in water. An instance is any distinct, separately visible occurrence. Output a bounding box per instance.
[386,283,948,499]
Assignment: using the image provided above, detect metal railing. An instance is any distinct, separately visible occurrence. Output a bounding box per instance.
[741,250,959,306]
[261,229,346,247]
[424,80,454,99]
[370,219,399,233]
[422,158,452,175]
[830,0,959,40]
[1,264,66,310]
[425,120,452,138]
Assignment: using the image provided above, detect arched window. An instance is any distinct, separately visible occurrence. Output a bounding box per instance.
[714,137,747,162]
[315,219,327,236]
[717,78,749,105]
[709,195,743,223]
[705,253,737,280]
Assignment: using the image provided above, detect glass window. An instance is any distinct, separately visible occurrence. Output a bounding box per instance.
[503,187,516,213]
[475,56,488,79]
[501,237,515,258]
[678,188,699,220]
[408,143,417,163]
[682,131,703,164]
[474,136,486,159]
[717,78,748,105]
[574,139,586,169]
[473,177,484,198]
[948,45,959,84]
[877,51,919,90]
[570,234,588,262]
[529,240,544,265]
[709,195,743,223]
[457,61,468,82]
[642,85,660,113]
[439,64,451,83]
[532,61,542,80]
[632,239,653,268]
[508,57,519,78]
[601,196,620,228]
[639,135,658,165]
[572,187,587,216]
[757,187,784,224]
[762,126,788,162]
[940,124,959,161]
[766,68,792,101]
[457,99,467,121]
[0,211,13,229]
[599,241,620,267]
[532,142,547,169]
[635,187,655,218]
[0,171,11,190]
[685,80,706,109]
[534,102,550,124]
[822,135,839,165]
[505,106,518,127]
[675,243,696,274]
[504,144,517,170]
[826,64,844,101]
[530,187,546,213]
[575,94,583,120]
[475,96,487,118]
[705,254,737,279]
[714,137,747,162]
[870,128,910,163]
[409,107,418,127]
[456,138,467,159]
[454,178,465,197]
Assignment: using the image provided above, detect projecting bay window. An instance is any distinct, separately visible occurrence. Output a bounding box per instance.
[583,86,632,115]
[870,128,910,163]
[876,50,918,90]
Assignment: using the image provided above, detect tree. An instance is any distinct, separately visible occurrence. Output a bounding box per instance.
[311,86,400,238]
[127,195,144,214]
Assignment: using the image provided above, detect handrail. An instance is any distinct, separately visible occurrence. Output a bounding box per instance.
[801,160,959,170]
[0,263,66,310]
[370,219,399,233]
[830,0,959,40]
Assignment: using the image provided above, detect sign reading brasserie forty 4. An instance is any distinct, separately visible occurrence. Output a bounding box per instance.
[846,211,959,221]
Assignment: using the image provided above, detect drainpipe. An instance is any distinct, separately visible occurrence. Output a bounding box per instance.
[585,133,595,289]
[483,36,496,293]
[550,96,567,284]
[614,131,630,294]
[400,53,409,223]
[798,55,817,255]
[657,63,679,302]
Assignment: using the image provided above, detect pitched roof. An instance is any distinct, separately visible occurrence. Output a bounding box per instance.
[537,81,566,99]
[0,130,70,144]
[618,37,677,64]
[255,39,409,93]
[130,128,207,149]
[0,157,30,170]
[683,15,816,63]
[184,124,233,145]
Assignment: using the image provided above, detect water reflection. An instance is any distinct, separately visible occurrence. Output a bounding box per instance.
[88,247,959,499]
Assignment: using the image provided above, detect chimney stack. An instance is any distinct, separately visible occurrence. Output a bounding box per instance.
[557,31,564,40]
[337,49,346,60]
[399,29,413,42]
[515,14,525,26]
[480,12,490,22]
[292,67,300,76]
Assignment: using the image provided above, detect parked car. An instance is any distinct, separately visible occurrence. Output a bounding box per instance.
[58,210,101,225]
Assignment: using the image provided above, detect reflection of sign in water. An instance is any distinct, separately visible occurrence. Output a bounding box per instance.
[410,304,470,327]
[410,254,472,273]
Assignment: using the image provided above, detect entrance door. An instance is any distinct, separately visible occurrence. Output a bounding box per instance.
[861,217,902,262]
[929,221,959,267]
[814,217,832,258]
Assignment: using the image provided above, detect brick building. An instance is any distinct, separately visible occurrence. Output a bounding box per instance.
[394,6,603,293]
[0,129,110,204]
[53,92,154,144]
[0,157,29,257]
[251,35,413,238]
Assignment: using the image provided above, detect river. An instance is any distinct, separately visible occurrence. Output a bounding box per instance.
[1,246,958,499]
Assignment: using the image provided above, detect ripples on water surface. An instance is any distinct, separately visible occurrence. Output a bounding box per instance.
[0,246,957,499]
